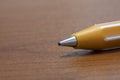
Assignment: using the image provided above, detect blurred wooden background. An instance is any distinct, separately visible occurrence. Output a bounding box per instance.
[0,0,120,80]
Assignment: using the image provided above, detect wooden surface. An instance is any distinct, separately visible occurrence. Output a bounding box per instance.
[0,0,120,80]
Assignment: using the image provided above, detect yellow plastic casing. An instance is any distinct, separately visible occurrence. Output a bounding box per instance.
[72,21,120,50]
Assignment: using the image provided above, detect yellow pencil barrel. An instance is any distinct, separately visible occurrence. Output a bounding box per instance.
[72,21,120,50]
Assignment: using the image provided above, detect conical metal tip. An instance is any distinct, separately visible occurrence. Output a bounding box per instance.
[58,36,77,47]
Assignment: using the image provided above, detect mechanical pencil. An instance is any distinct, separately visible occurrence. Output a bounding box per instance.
[58,21,120,50]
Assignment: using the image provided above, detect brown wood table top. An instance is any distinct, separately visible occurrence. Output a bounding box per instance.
[0,0,120,80]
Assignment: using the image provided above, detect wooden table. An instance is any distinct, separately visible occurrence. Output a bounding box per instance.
[0,0,120,80]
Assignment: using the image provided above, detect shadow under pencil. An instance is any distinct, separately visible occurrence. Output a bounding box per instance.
[61,47,120,57]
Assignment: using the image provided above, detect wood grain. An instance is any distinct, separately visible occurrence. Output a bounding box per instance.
[0,0,120,80]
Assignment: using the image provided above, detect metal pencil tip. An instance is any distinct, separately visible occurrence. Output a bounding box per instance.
[58,36,77,47]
